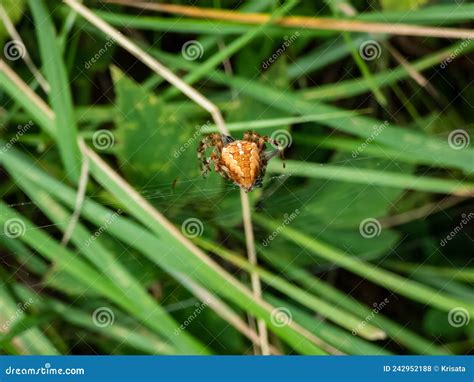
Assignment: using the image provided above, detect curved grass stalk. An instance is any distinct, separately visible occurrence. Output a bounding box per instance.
[0,5,49,93]
[257,248,449,355]
[101,0,474,39]
[161,0,298,101]
[301,40,474,101]
[386,262,474,284]
[0,64,335,355]
[194,237,387,341]
[11,175,207,353]
[28,0,81,182]
[62,0,273,355]
[0,285,59,355]
[140,44,474,174]
[1,144,335,354]
[63,0,273,355]
[13,286,176,355]
[266,160,474,196]
[254,214,474,317]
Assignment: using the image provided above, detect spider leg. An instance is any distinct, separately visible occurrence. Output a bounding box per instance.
[222,135,235,144]
[263,144,285,167]
[211,152,221,173]
[248,165,267,192]
[244,130,281,151]
[201,157,213,177]
[243,131,263,146]
[253,177,264,189]
[244,130,286,168]
[197,133,223,176]
[265,135,286,168]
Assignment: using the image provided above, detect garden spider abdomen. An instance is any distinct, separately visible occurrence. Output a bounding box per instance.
[197,131,285,192]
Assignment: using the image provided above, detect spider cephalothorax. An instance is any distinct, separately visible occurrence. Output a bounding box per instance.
[198,131,284,192]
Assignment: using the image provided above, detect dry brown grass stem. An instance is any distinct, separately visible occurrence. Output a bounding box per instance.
[102,0,474,39]
[64,0,270,354]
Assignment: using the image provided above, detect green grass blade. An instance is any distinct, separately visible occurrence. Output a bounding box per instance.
[357,3,474,24]
[254,214,474,317]
[287,34,388,79]
[0,144,330,355]
[0,197,202,352]
[0,284,59,354]
[83,146,330,354]
[202,112,361,133]
[0,58,332,353]
[293,134,424,165]
[11,175,207,354]
[27,0,81,182]
[0,62,54,135]
[143,47,474,174]
[93,11,324,37]
[13,286,176,355]
[386,262,474,284]
[195,237,387,341]
[267,160,474,196]
[260,249,449,355]
[301,39,474,101]
[266,295,392,355]
[162,0,298,100]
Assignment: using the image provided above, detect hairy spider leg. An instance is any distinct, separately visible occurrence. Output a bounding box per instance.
[197,133,223,176]
[243,131,286,168]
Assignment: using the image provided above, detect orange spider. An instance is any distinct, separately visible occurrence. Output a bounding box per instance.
[198,131,285,192]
